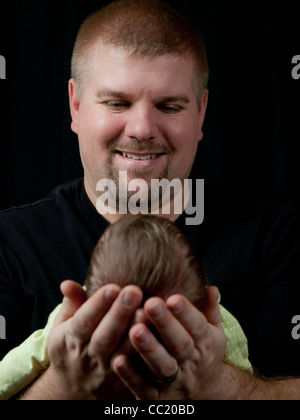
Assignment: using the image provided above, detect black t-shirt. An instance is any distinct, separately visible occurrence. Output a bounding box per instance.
[0,178,299,378]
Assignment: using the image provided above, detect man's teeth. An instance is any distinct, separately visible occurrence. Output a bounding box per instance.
[121,152,159,160]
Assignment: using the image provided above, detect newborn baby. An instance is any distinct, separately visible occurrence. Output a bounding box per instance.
[0,215,252,399]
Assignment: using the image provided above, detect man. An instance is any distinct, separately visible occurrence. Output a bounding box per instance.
[0,0,299,399]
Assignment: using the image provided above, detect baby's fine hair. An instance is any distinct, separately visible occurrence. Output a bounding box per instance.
[85,214,207,308]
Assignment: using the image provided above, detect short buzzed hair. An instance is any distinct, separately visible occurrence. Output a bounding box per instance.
[71,0,209,106]
[85,214,207,309]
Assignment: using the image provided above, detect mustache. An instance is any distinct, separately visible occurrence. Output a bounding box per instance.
[107,139,172,154]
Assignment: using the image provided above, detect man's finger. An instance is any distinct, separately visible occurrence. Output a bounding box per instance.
[88,285,143,357]
[129,321,181,380]
[111,308,149,367]
[68,284,121,342]
[113,354,158,400]
[166,294,214,343]
[143,297,198,362]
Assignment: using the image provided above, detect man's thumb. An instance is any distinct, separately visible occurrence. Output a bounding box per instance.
[202,286,222,327]
[53,280,87,325]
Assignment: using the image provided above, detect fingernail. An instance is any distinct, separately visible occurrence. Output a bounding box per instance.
[123,291,140,308]
[149,301,164,319]
[115,356,128,371]
[168,298,183,315]
[104,287,119,303]
[133,308,147,324]
[134,327,150,345]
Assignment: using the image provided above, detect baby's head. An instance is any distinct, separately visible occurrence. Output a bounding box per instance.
[85,214,207,308]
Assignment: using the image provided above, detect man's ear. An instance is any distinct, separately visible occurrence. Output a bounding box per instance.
[198,89,209,143]
[69,79,80,134]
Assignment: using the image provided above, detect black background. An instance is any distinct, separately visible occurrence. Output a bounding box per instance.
[0,0,299,211]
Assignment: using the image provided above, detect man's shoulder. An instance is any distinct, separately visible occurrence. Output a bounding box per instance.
[0,179,83,225]
[0,179,86,253]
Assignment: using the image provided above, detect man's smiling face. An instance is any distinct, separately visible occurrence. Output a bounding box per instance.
[69,47,208,213]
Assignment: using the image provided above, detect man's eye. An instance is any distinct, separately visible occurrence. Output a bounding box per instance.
[103,101,130,111]
[158,105,182,114]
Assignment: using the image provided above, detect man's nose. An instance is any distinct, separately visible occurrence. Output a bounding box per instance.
[124,105,158,141]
